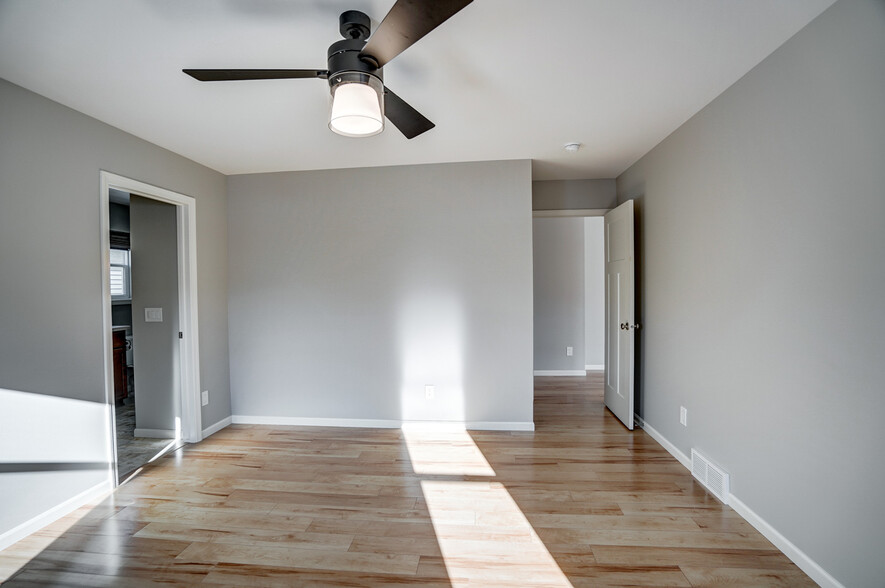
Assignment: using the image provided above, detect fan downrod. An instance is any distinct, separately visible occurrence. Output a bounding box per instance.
[339,10,370,40]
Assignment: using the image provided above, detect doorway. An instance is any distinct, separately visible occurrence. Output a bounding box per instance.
[531,204,637,430]
[99,172,202,484]
[531,212,606,377]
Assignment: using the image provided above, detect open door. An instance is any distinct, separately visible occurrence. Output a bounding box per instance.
[604,200,636,429]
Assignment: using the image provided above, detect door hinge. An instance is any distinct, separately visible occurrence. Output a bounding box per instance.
[179,332,183,339]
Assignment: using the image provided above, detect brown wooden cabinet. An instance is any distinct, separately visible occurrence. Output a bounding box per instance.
[112,329,129,403]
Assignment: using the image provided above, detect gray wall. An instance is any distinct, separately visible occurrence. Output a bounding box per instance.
[228,160,534,426]
[0,78,230,540]
[532,218,586,372]
[616,1,885,585]
[584,217,604,368]
[130,196,179,432]
[532,179,616,211]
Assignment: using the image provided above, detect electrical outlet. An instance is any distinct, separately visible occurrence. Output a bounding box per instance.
[201,390,209,406]
[566,346,573,356]
[680,406,688,427]
[424,385,435,400]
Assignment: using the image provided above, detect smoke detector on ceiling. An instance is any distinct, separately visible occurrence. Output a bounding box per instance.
[563,142,582,153]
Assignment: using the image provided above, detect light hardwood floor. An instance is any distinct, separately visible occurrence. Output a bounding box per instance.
[0,374,813,586]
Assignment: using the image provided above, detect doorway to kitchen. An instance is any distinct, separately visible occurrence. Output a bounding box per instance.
[99,172,202,484]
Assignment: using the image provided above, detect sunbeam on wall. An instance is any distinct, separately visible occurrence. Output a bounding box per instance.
[398,291,465,423]
[0,388,114,551]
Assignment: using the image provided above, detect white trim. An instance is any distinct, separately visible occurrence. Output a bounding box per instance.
[532,208,611,218]
[232,415,535,432]
[201,416,232,439]
[98,184,118,478]
[728,495,844,588]
[461,421,535,431]
[584,364,604,371]
[233,415,402,428]
[99,171,203,468]
[533,370,587,376]
[133,428,176,439]
[634,414,691,469]
[0,480,112,552]
[634,414,844,588]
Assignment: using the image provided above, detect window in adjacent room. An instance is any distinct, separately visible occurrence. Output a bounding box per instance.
[110,248,131,300]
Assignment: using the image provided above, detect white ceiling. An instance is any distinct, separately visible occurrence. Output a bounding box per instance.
[0,0,835,180]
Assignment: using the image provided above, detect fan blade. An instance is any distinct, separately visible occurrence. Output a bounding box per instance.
[384,87,434,139]
[183,69,328,81]
[360,0,473,68]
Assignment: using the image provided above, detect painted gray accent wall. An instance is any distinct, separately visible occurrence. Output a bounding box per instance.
[228,160,534,425]
[584,217,604,367]
[532,179,616,211]
[532,218,585,372]
[0,78,230,539]
[616,1,885,585]
[130,196,179,432]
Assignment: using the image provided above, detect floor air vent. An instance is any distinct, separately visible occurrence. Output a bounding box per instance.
[691,449,730,504]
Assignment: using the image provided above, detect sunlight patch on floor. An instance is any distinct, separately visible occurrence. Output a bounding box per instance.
[403,427,495,477]
[404,430,571,586]
[420,479,571,586]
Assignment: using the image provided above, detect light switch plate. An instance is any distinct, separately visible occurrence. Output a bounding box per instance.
[144,308,163,322]
[201,390,209,406]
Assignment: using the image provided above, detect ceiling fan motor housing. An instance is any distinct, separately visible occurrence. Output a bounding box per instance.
[327,11,382,90]
[327,38,383,87]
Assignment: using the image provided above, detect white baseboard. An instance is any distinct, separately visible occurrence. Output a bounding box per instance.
[584,364,604,371]
[634,414,691,470]
[133,428,175,439]
[533,370,587,376]
[634,414,843,588]
[201,416,232,439]
[0,479,112,552]
[460,421,535,431]
[728,494,843,588]
[232,415,534,432]
[232,415,402,429]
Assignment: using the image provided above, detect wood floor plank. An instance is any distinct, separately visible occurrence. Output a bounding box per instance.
[202,563,452,587]
[0,374,813,586]
[176,542,420,576]
[592,544,799,570]
[679,565,818,587]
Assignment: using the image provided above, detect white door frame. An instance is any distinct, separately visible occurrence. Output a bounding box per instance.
[99,171,202,482]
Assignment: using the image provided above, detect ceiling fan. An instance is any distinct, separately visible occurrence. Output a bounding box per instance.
[183,0,473,139]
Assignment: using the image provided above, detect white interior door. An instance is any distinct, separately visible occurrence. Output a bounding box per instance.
[604,200,635,429]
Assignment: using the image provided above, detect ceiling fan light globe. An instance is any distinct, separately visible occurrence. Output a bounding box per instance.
[329,77,384,137]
